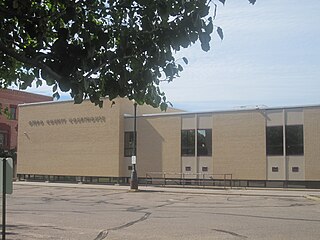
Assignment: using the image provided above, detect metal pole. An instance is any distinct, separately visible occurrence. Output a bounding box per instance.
[2,158,6,240]
[231,174,233,189]
[130,102,138,190]
[182,173,185,188]
[203,174,205,188]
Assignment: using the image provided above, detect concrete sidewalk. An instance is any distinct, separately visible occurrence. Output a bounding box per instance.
[13,181,320,199]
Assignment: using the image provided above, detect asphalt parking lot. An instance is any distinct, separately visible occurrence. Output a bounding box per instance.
[3,182,320,239]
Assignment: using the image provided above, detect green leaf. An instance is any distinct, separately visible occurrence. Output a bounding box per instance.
[83,79,89,91]
[199,32,211,52]
[213,3,217,19]
[201,42,210,52]
[53,92,60,100]
[182,57,189,65]
[3,107,10,119]
[74,93,83,104]
[206,21,213,34]
[53,84,57,92]
[36,79,42,87]
[160,102,168,111]
[217,27,224,40]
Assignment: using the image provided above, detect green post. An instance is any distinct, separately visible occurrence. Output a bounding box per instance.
[2,158,6,240]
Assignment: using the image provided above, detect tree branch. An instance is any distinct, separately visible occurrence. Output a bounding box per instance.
[83,54,138,80]
[0,42,63,81]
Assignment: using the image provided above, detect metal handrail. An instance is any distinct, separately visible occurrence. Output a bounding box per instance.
[145,172,233,188]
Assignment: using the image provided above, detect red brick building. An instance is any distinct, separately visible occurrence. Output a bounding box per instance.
[0,89,52,151]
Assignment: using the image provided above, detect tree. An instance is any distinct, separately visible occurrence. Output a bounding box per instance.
[0,0,255,110]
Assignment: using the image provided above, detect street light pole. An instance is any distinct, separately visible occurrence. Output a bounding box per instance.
[130,102,138,190]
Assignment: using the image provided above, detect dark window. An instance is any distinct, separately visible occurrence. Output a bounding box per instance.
[0,123,10,150]
[10,105,17,120]
[181,130,195,156]
[197,129,212,156]
[128,166,133,171]
[286,125,304,156]
[266,126,283,156]
[272,167,279,172]
[0,132,7,149]
[202,166,208,172]
[185,166,191,171]
[124,132,135,157]
[292,167,299,172]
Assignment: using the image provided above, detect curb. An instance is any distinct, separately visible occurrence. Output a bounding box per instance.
[305,195,320,201]
[13,181,320,198]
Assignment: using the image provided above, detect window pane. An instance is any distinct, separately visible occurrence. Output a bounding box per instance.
[10,105,17,120]
[0,133,6,148]
[181,130,195,156]
[266,126,283,156]
[124,132,134,157]
[292,167,299,172]
[286,125,304,155]
[197,129,212,156]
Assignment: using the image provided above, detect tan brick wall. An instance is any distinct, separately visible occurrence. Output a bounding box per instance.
[304,108,320,180]
[18,99,320,182]
[17,99,121,177]
[213,111,266,180]
[287,156,305,180]
[134,116,181,177]
[267,156,286,180]
[117,98,167,174]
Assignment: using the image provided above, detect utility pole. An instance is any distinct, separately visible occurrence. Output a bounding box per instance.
[130,102,138,190]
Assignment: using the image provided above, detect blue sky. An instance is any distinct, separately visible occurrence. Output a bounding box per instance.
[24,0,320,112]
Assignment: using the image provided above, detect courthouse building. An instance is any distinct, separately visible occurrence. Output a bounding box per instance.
[17,98,320,188]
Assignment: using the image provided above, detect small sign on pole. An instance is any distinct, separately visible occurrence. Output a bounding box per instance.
[0,158,13,194]
[131,156,136,165]
[1,157,13,240]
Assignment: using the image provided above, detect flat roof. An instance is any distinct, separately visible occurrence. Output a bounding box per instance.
[0,88,52,99]
[125,103,320,118]
[19,99,74,107]
[18,97,320,117]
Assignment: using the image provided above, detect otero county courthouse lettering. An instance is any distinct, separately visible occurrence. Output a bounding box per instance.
[17,98,320,187]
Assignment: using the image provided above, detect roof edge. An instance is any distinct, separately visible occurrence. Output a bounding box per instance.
[124,103,320,118]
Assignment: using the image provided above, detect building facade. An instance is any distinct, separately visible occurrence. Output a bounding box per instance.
[0,89,52,178]
[17,99,320,187]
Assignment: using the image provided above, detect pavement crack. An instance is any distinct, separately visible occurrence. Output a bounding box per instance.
[212,229,248,239]
[208,212,320,222]
[155,197,192,208]
[127,206,149,212]
[108,212,151,231]
[93,230,108,240]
